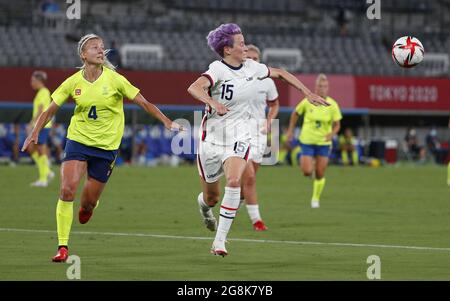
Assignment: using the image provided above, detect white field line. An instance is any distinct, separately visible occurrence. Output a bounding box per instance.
[1,227,450,252]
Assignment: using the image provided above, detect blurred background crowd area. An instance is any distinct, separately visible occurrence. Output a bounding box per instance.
[1,0,449,76]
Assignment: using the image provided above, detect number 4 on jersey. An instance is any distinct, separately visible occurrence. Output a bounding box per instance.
[88,106,98,120]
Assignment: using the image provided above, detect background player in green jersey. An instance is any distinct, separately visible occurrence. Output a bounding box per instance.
[27,71,55,187]
[287,74,342,208]
[22,34,182,262]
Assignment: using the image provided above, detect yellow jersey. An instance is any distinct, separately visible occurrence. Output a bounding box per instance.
[33,87,52,128]
[295,96,342,146]
[51,67,140,150]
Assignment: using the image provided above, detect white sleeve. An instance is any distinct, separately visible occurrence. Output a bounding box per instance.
[201,61,223,87]
[265,78,279,101]
[255,62,270,79]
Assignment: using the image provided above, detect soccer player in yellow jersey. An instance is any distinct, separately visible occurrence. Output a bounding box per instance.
[28,71,54,187]
[22,34,182,262]
[447,117,450,186]
[287,74,342,208]
[338,127,359,166]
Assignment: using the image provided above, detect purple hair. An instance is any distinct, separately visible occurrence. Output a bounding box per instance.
[206,23,242,57]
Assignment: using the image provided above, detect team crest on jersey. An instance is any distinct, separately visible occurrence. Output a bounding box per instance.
[75,89,81,96]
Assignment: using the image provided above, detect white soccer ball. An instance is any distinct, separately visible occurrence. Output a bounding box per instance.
[392,36,425,68]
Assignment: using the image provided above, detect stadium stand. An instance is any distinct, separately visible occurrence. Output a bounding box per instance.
[0,0,448,76]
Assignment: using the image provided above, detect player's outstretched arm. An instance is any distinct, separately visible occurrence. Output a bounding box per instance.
[187,76,229,116]
[326,121,341,142]
[268,67,329,106]
[286,110,299,142]
[132,93,182,131]
[262,99,279,134]
[22,101,60,152]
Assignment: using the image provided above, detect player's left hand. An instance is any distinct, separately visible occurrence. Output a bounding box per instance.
[21,132,38,152]
[325,133,333,142]
[168,121,184,132]
[260,120,271,135]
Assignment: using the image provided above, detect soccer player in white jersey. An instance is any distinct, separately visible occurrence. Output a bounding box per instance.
[187,23,328,257]
[241,44,279,231]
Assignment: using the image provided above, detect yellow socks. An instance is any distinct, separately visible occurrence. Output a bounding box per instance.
[31,152,49,182]
[56,199,73,246]
[312,178,326,201]
[341,151,349,165]
[341,150,358,165]
[39,154,49,181]
[31,152,43,181]
[352,151,359,166]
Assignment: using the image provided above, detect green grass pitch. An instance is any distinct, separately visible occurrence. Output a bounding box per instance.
[0,164,449,280]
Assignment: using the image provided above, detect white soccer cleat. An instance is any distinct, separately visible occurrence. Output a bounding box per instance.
[47,170,55,181]
[447,180,450,187]
[203,216,217,232]
[211,239,228,257]
[30,180,48,187]
[198,198,217,232]
[311,200,320,208]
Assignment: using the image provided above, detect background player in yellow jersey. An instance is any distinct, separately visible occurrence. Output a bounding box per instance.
[448,117,450,186]
[22,34,182,262]
[287,74,342,208]
[27,71,55,187]
[338,127,359,166]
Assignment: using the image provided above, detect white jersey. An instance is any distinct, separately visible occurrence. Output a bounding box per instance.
[200,59,270,146]
[249,77,279,121]
[248,78,279,164]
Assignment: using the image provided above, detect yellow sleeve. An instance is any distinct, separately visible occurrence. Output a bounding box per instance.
[115,73,140,100]
[38,88,51,108]
[332,101,343,122]
[295,98,307,116]
[34,89,45,107]
[51,77,73,107]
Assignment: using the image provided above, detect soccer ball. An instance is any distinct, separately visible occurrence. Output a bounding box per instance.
[392,36,424,68]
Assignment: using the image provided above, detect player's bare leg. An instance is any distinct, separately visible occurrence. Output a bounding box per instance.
[242,161,267,231]
[300,155,314,178]
[53,160,86,262]
[79,177,106,224]
[198,179,220,231]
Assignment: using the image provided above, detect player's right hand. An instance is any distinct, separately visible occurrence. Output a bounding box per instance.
[306,92,330,106]
[286,130,293,142]
[21,132,38,152]
[211,101,229,116]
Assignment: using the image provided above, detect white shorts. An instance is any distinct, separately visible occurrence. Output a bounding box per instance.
[197,140,251,183]
[248,132,267,164]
